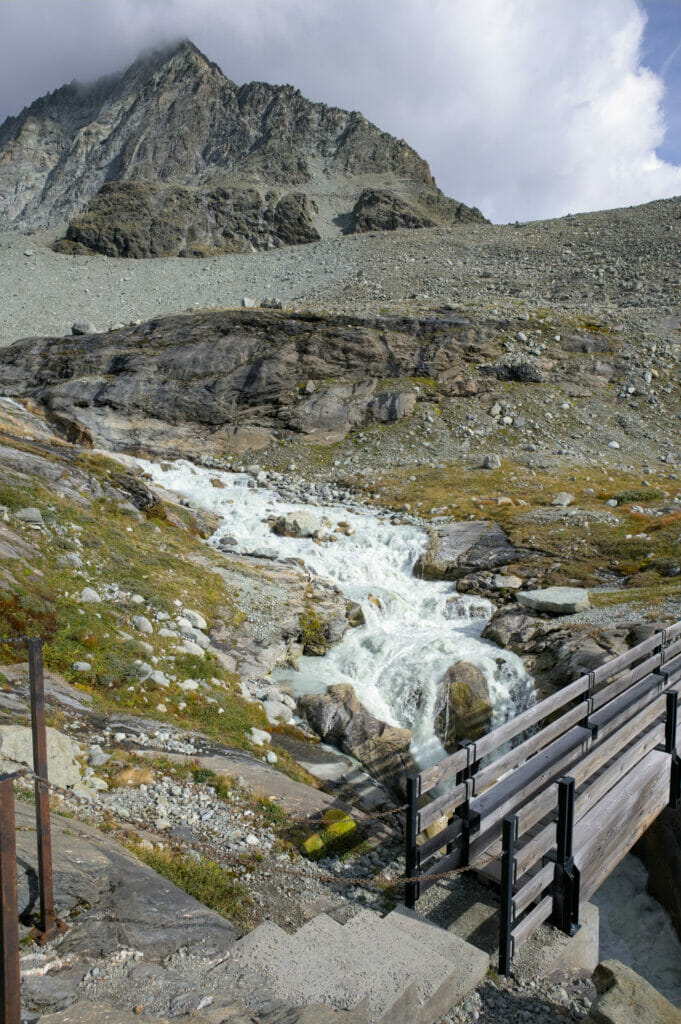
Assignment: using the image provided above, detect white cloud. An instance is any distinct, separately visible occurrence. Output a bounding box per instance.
[1,0,680,221]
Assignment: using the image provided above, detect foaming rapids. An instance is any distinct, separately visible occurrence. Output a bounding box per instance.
[137,459,534,767]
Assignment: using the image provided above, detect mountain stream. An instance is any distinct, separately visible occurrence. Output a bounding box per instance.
[138,458,681,1002]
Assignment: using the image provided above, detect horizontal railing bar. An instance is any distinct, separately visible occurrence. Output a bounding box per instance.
[591,632,664,684]
[574,720,664,826]
[511,894,553,950]
[417,817,464,867]
[571,696,666,791]
[513,861,554,919]
[514,818,556,876]
[473,701,590,796]
[590,651,664,712]
[418,780,470,834]
[419,746,471,794]
[472,674,591,762]
[590,673,665,737]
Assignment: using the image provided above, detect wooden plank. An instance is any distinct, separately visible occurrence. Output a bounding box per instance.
[513,861,554,918]
[591,633,664,684]
[570,695,665,790]
[515,820,556,877]
[472,674,591,762]
[576,749,669,900]
[419,746,471,794]
[665,621,681,642]
[418,779,470,833]
[573,721,665,826]
[473,701,590,796]
[417,816,464,867]
[511,895,553,951]
[590,672,666,738]
[659,652,681,680]
[590,651,664,712]
[469,730,590,863]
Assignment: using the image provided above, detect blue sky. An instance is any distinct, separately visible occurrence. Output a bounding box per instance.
[2,0,681,222]
[641,0,681,164]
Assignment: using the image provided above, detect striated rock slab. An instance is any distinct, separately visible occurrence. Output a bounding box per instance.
[414,521,527,581]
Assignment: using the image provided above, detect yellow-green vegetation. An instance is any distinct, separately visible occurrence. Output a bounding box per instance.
[298,603,327,654]
[0,439,270,751]
[295,808,359,860]
[129,842,253,929]
[365,459,681,612]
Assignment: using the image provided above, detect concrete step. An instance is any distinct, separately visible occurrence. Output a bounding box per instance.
[341,908,488,1024]
[229,906,488,1024]
[386,906,490,1017]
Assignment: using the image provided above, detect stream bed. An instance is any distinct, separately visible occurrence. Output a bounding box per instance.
[139,458,681,999]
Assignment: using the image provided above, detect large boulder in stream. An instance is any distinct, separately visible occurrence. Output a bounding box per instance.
[414,521,527,581]
[296,683,415,798]
[434,661,492,752]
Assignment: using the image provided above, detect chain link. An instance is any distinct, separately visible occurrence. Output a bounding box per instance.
[4,753,489,890]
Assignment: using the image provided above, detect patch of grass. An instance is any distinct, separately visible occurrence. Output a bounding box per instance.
[612,488,665,504]
[130,844,253,929]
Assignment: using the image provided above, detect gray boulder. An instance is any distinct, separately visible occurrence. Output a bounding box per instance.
[297,683,415,797]
[517,587,590,615]
[414,521,526,581]
[584,960,681,1024]
[0,724,82,790]
[434,662,492,751]
[272,511,321,539]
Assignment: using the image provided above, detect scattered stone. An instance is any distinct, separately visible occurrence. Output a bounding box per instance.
[15,506,44,525]
[250,727,272,746]
[272,510,321,539]
[183,608,207,630]
[517,587,590,615]
[80,587,101,603]
[71,320,96,335]
[72,661,91,673]
[132,615,153,634]
[551,492,574,507]
[481,454,501,469]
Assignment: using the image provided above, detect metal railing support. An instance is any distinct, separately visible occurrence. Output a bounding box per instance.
[405,775,419,909]
[499,813,518,976]
[665,691,681,808]
[0,776,20,1024]
[28,639,63,943]
[551,776,580,935]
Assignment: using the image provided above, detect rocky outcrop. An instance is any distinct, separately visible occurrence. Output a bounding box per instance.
[0,309,502,455]
[0,39,485,237]
[348,187,484,234]
[414,521,528,581]
[297,684,415,797]
[481,609,662,691]
[434,662,492,751]
[53,182,320,257]
[584,960,681,1024]
[517,586,590,615]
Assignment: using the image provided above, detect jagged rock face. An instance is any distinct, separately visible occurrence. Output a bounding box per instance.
[0,39,486,237]
[53,181,320,257]
[0,308,500,454]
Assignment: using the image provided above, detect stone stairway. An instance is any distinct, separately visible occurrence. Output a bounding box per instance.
[230,905,489,1024]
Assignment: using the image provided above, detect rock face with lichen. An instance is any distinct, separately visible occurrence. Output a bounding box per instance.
[0,39,485,250]
[434,661,493,751]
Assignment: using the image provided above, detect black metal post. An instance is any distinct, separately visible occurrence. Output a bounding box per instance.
[28,639,62,943]
[405,775,420,909]
[666,691,680,808]
[0,776,20,1024]
[499,813,518,976]
[551,776,580,935]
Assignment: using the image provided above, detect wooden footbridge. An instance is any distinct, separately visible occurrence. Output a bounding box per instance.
[405,622,681,973]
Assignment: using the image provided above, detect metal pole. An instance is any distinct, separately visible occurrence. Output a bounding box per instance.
[0,776,21,1024]
[499,813,517,976]
[405,775,419,909]
[552,776,580,935]
[28,639,58,941]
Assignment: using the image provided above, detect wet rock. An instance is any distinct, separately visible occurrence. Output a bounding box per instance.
[414,521,526,581]
[434,662,492,751]
[297,683,415,797]
[272,511,321,539]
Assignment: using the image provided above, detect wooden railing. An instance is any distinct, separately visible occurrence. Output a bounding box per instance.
[404,621,681,973]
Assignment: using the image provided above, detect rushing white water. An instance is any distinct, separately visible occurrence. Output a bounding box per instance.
[592,854,681,1007]
[138,459,534,765]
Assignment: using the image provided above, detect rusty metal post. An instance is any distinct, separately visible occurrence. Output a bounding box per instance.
[0,775,21,1024]
[28,638,61,942]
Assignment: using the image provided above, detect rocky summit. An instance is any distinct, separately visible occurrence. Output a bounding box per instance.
[0,39,483,253]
